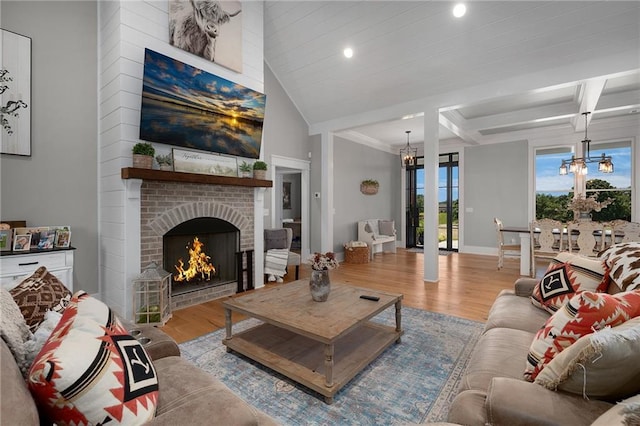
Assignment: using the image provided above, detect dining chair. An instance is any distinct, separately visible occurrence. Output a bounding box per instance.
[608,220,640,245]
[530,218,565,277]
[567,221,606,257]
[493,217,521,270]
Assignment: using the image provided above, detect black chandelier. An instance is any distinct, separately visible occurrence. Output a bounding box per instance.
[399,130,417,168]
[559,112,613,175]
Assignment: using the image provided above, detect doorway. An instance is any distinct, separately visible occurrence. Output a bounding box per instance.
[405,153,459,250]
[438,152,459,251]
[270,155,311,260]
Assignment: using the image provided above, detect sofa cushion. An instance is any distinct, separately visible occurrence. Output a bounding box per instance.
[9,266,72,332]
[0,287,33,375]
[460,327,535,392]
[524,290,640,382]
[483,290,550,334]
[591,394,640,426]
[599,242,640,292]
[535,315,640,400]
[531,252,609,314]
[0,339,40,425]
[152,355,278,425]
[28,291,159,425]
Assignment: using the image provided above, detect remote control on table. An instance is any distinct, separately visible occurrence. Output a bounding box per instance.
[360,295,380,301]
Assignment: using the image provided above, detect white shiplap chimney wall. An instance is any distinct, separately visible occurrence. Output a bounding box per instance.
[98,0,264,319]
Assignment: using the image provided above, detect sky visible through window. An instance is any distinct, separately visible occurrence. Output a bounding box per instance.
[536,146,631,194]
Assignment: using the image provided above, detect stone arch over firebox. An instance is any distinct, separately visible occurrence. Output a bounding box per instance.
[147,201,251,237]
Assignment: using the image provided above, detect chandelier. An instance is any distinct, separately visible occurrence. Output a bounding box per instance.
[399,130,417,168]
[559,112,613,175]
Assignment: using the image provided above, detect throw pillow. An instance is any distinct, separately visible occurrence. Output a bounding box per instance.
[0,287,33,375]
[9,266,72,332]
[599,242,640,292]
[591,394,640,426]
[524,290,640,382]
[535,316,640,401]
[28,291,159,425]
[378,220,395,236]
[531,252,609,314]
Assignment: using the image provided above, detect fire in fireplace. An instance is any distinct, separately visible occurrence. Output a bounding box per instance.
[163,217,239,296]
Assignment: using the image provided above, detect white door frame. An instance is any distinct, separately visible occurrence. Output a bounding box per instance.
[270,155,311,260]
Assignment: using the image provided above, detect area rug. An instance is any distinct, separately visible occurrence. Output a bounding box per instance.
[179,307,483,425]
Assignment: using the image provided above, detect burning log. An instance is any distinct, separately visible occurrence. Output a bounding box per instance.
[174,236,216,282]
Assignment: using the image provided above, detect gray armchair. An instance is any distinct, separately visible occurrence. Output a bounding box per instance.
[264,228,301,280]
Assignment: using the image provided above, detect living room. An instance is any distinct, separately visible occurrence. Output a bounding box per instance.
[2,1,640,424]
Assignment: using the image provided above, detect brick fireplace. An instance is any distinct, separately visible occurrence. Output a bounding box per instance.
[118,169,271,319]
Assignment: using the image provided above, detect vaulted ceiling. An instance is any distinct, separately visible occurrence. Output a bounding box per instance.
[264,1,640,150]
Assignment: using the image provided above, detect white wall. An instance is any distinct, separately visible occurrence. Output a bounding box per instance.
[98,0,264,317]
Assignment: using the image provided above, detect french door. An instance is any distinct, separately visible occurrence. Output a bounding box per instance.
[406,153,459,250]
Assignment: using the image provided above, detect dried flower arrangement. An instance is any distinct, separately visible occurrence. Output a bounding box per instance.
[567,193,613,214]
[308,252,339,271]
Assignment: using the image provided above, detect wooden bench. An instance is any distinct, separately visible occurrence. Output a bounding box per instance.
[357,220,397,260]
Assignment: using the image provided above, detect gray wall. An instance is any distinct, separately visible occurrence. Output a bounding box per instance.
[333,137,401,253]
[262,63,310,225]
[1,1,98,294]
[463,140,528,248]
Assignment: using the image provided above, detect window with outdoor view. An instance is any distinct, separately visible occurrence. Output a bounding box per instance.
[534,141,632,221]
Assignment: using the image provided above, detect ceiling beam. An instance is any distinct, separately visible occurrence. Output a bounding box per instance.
[438,111,479,145]
[572,78,606,132]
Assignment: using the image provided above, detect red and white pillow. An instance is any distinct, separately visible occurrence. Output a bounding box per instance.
[524,290,640,382]
[28,291,158,425]
[531,252,609,314]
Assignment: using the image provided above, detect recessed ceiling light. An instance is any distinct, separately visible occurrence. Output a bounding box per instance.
[343,47,353,58]
[453,3,466,18]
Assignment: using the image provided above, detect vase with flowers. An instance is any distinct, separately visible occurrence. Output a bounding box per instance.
[567,193,613,221]
[308,251,339,302]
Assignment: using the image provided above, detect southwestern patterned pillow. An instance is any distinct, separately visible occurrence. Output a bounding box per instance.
[524,290,640,382]
[599,242,640,292]
[10,266,72,332]
[531,252,609,314]
[28,291,158,426]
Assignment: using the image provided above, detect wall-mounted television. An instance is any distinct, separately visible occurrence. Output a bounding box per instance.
[139,48,266,159]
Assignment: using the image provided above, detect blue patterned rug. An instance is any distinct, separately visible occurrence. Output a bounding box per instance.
[179,307,483,425]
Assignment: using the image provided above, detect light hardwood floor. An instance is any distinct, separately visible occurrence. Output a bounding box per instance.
[161,249,532,343]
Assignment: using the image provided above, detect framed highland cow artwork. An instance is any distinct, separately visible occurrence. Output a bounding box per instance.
[169,0,243,73]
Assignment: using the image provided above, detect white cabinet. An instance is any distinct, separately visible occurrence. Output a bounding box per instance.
[0,249,74,291]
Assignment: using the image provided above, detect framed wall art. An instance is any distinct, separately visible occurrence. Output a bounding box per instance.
[172,148,238,177]
[169,0,243,72]
[1,29,31,156]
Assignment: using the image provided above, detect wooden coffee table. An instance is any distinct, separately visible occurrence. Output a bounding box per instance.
[222,280,403,404]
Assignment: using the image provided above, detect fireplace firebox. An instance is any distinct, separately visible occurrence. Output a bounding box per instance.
[163,217,239,296]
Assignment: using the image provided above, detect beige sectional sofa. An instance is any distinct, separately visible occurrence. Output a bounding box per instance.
[1,302,278,426]
[448,265,640,426]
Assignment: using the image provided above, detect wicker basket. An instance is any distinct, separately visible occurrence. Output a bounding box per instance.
[345,245,369,264]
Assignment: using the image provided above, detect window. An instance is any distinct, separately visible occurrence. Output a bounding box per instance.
[585,141,632,221]
[534,141,633,221]
[535,147,574,220]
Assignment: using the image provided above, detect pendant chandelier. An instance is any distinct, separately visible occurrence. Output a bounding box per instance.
[559,112,613,176]
[399,130,417,168]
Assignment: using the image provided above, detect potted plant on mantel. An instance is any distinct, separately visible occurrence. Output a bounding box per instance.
[132,142,155,169]
[239,161,253,178]
[252,160,268,180]
[360,179,379,195]
[155,153,173,171]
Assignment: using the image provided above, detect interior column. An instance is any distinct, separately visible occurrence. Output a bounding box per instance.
[423,107,439,282]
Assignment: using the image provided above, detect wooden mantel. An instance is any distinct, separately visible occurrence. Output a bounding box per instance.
[121,168,273,188]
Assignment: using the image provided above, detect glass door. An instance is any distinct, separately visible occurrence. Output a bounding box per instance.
[406,161,424,247]
[439,153,459,251]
